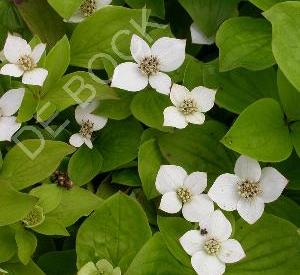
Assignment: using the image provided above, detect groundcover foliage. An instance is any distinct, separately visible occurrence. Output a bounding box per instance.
[0,0,300,274]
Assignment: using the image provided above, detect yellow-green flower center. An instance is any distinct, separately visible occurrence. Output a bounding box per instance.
[80,120,94,139]
[139,55,160,75]
[176,187,192,203]
[18,55,36,71]
[22,205,45,228]
[80,0,96,17]
[238,180,261,199]
[204,238,221,256]
[179,99,198,115]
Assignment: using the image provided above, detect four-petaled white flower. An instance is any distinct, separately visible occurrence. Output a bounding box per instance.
[208,155,288,224]
[0,34,48,86]
[0,88,25,141]
[69,101,108,149]
[67,0,112,23]
[180,210,245,275]
[155,165,214,222]
[190,23,214,45]
[163,84,216,129]
[111,35,186,95]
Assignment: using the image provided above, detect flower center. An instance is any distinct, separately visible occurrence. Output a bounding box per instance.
[204,238,221,256]
[80,120,94,139]
[238,180,261,199]
[18,55,36,71]
[176,187,192,203]
[139,55,160,75]
[80,0,96,17]
[179,99,198,115]
[51,170,74,190]
[200,228,208,236]
[22,205,45,228]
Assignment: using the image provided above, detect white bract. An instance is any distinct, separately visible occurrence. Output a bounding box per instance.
[0,34,48,86]
[155,165,214,222]
[0,88,25,141]
[190,23,214,45]
[208,155,288,224]
[163,84,216,129]
[111,35,186,94]
[67,0,112,23]
[69,101,108,149]
[180,210,245,275]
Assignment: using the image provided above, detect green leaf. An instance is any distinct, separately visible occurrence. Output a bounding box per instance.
[157,216,193,268]
[264,1,300,92]
[158,121,236,183]
[33,217,69,236]
[0,0,24,32]
[76,193,152,271]
[30,184,63,214]
[1,260,45,275]
[68,146,103,186]
[0,181,38,226]
[38,72,118,118]
[47,0,84,18]
[42,35,70,93]
[96,180,119,200]
[15,227,37,265]
[0,226,17,263]
[250,0,299,11]
[216,17,275,72]
[277,70,300,121]
[16,0,66,48]
[94,117,143,172]
[274,152,300,190]
[47,186,101,227]
[70,6,148,68]
[290,121,300,158]
[17,88,37,123]
[112,168,141,187]
[125,0,165,18]
[227,214,300,274]
[93,89,134,120]
[131,89,171,132]
[216,67,279,114]
[222,99,292,162]
[178,0,239,37]
[0,151,2,170]
[0,140,75,190]
[37,250,77,275]
[126,233,194,275]
[265,196,300,227]
[183,58,219,90]
[138,139,163,199]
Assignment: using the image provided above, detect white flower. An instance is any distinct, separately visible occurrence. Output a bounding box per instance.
[163,84,216,129]
[208,155,288,224]
[78,259,121,275]
[155,165,214,222]
[69,101,108,149]
[66,0,112,23]
[190,23,214,45]
[111,35,186,94]
[0,34,48,86]
[0,88,25,141]
[180,210,245,275]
